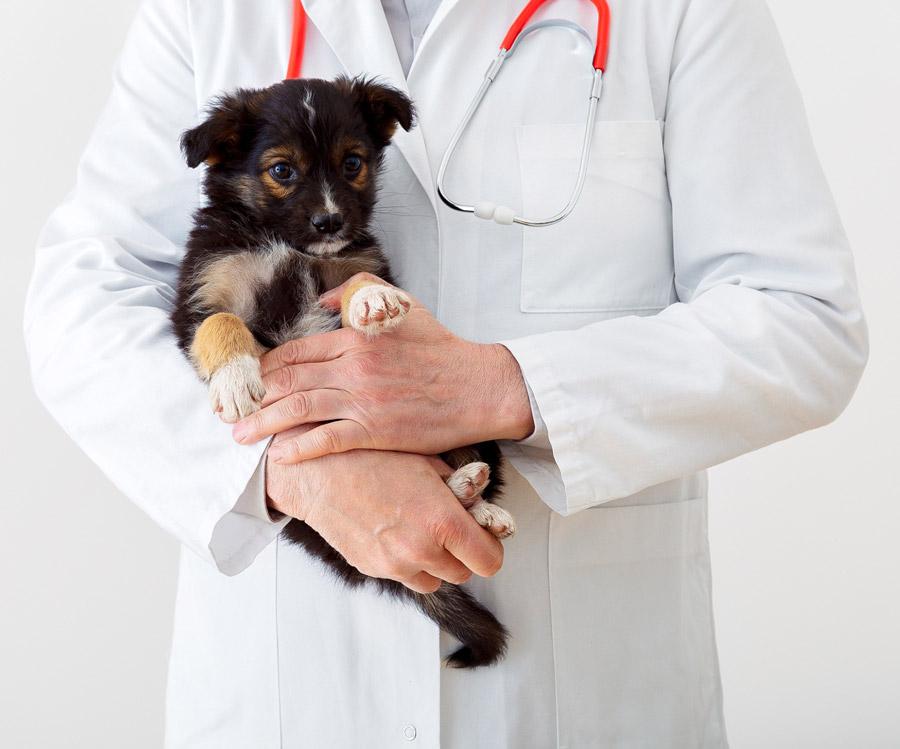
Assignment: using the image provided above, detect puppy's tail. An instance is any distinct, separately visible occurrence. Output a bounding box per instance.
[403,583,509,668]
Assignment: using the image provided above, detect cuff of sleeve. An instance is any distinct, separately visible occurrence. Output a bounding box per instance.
[515,373,551,450]
[495,341,567,515]
[208,438,290,576]
[503,331,603,515]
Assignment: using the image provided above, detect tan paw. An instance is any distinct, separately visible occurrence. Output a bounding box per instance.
[446,462,491,502]
[347,284,411,334]
[209,354,265,423]
[469,500,517,540]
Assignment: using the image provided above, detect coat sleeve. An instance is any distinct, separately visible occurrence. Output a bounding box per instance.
[500,0,868,514]
[24,0,288,573]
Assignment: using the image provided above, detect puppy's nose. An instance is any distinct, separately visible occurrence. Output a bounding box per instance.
[311,212,344,234]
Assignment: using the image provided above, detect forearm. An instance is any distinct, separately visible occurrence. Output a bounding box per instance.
[25,0,285,574]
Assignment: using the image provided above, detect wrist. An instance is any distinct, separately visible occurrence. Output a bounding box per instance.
[265,452,308,520]
[478,343,535,442]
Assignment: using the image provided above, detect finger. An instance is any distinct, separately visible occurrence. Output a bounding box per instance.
[267,421,369,463]
[260,361,338,406]
[233,389,347,444]
[423,554,474,586]
[442,518,505,579]
[423,455,453,480]
[260,328,357,375]
[271,422,318,444]
[401,571,444,595]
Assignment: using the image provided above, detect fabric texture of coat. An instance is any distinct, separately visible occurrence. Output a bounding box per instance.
[25,0,867,746]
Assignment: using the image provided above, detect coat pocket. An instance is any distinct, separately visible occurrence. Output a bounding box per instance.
[517,120,675,313]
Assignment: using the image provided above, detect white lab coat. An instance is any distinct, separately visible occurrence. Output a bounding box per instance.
[24,0,867,746]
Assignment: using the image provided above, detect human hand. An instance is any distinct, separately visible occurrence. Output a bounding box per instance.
[232,274,534,463]
[265,427,504,594]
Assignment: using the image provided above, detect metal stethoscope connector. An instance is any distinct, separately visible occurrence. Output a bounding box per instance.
[436,0,611,228]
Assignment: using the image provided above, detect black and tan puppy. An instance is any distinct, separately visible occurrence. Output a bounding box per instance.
[171,77,515,667]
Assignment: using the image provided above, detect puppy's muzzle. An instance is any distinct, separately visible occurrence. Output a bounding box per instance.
[311,212,344,235]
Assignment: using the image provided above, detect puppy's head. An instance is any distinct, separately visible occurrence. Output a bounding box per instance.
[181,77,414,255]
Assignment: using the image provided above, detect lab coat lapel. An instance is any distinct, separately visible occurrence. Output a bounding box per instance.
[303,0,438,210]
[407,0,464,78]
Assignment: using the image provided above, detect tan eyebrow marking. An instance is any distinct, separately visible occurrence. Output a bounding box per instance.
[333,137,370,190]
[259,146,306,199]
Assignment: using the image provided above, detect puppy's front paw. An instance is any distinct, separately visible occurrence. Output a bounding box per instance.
[469,500,517,540]
[347,284,411,334]
[446,462,491,503]
[209,354,265,423]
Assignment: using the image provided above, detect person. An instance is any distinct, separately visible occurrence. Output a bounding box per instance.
[24,0,867,746]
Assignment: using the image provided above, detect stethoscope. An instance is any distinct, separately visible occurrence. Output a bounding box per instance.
[287,0,611,228]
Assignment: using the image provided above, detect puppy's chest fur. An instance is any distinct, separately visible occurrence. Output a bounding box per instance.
[189,239,390,349]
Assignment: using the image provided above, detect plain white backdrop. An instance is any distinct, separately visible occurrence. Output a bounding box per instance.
[2,1,897,747]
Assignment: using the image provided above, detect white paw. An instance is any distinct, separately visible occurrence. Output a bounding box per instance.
[469,500,517,540]
[446,462,491,502]
[208,354,265,423]
[347,284,411,334]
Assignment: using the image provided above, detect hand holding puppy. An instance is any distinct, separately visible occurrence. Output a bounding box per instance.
[265,426,504,595]
[233,274,535,463]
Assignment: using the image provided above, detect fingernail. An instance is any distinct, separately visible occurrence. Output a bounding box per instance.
[268,447,284,463]
[232,422,248,443]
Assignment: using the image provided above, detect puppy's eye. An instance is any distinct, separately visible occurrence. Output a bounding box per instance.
[269,163,296,182]
[343,155,363,176]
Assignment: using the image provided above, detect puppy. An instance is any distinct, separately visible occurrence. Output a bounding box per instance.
[171,77,515,667]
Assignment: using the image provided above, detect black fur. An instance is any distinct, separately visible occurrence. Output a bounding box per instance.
[171,77,509,667]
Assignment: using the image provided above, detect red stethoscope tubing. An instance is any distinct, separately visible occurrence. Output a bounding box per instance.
[501,0,610,71]
[285,0,611,79]
[286,0,307,79]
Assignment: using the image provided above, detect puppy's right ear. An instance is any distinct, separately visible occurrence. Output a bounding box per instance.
[180,89,263,168]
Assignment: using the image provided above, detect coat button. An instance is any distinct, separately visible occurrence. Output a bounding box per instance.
[403,724,417,741]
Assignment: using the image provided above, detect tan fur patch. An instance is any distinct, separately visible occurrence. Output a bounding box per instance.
[191,313,265,380]
[234,174,266,211]
[259,147,305,199]
[340,280,382,328]
[261,171,295,199]
[382,121,399,141]
[261,147,302,168]
[332,137,365,163]
[192,243,292,320]
[334,138,370,190]
[351,162,370,191]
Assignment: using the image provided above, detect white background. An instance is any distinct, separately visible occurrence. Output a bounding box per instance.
[1,1,897,747]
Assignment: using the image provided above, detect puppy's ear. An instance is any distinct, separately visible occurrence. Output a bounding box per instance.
[350,78,415,150]
[180,89,263,168]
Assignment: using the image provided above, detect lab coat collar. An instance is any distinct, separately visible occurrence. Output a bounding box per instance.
[303,0,455,211]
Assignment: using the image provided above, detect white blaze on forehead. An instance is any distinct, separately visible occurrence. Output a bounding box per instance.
[322,183,338,214]
[302,89,315,122]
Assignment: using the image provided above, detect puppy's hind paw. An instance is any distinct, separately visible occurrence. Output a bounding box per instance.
[469,500,517,540]
[209,354,265,423]
[446,462,491,503]
[347,284,411,335]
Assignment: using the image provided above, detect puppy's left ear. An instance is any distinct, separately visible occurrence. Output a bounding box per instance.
[181,88,264,168]
[351,78,415,150]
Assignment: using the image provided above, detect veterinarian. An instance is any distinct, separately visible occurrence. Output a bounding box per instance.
[25,0,867,746]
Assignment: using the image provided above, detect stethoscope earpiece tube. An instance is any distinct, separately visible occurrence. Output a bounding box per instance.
[436,0,610,228]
